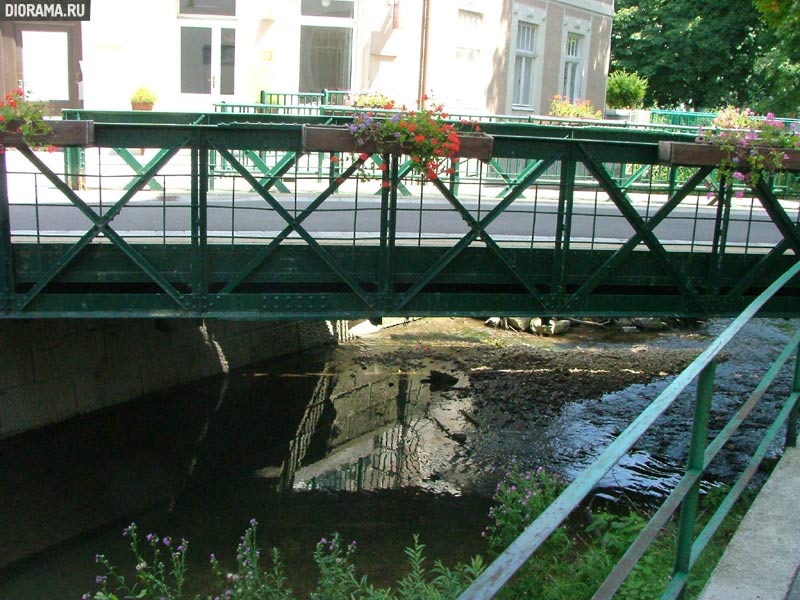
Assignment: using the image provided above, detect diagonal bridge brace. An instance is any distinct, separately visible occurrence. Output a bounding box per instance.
[719,178,800,306]
[576,144,707,312]
[214,146,375,309]
[565,165,713,312]
[751,178,800,255]
[15,145,188,311]
[392,153,563,312]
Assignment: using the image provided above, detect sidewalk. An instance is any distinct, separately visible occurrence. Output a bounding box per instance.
[698,445,800,600]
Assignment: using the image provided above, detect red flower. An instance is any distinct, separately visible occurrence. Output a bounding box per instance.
[330,155,340,163]
[359,153,369,161]
[382,180,391,188]
[379,162,388,172]
[414,134,425,143]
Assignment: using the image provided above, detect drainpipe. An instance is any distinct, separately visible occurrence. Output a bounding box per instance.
[417,0,430,107]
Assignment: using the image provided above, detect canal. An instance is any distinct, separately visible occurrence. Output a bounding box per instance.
[0,317,794,598]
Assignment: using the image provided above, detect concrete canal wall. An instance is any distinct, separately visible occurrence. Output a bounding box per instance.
[0,319,349,440]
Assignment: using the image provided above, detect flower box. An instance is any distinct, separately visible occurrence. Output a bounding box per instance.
[0,120,94,146]
[658,141,800,172]
[301,125,494,162]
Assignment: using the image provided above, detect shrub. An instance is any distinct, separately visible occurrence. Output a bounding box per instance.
[130,87,157,104]
[549,95,602,119]
[606,71,648,109]
[347,92,396,110]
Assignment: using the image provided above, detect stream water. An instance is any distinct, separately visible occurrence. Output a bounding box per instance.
[0,317,795,599]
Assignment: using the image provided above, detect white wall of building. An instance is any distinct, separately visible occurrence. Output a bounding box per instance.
[73,0,611,115]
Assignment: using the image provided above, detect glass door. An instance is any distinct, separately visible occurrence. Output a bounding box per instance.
[12,22,82,112]
[180,22,236,100]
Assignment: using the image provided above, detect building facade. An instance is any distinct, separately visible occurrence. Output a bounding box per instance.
[0,0,613,116]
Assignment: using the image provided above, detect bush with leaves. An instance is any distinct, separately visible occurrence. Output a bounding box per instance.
[549,95,602,120]
[606,70,648,109]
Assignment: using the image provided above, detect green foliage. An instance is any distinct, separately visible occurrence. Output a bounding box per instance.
[349,99,480,179]
[84,522,188,600]
[130,87,157,104]
[484,466,755,600]
[208,518,294,599]
[606,71,649,109]
[611,0,774,110]
[697,106,800,190]
[84,468,755,600]
[86,520,484,600]
[548,95,602,119]
[0,87,52,145]
[751,1,800,115]
[348,92,396,110]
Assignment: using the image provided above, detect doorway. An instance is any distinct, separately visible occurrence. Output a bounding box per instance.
[0,21,83,113]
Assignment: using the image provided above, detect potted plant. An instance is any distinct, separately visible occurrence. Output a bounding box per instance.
[0,87,52,145]
[130,87,157,111]
[302,97,492,180]
[605,70,649,122]
[659,106,800,196]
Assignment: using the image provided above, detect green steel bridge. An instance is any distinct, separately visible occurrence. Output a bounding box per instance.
[1,109,799,320]
[2,106,800,599]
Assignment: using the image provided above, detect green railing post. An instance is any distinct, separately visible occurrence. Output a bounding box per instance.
[671,361,716,598]
[190,146,209,312]
[0,151,13,312]
[708,179,732,295]
[787,350,800,447]
[62,109,85,190]
[377,154,398,304]
[552,156,576,296]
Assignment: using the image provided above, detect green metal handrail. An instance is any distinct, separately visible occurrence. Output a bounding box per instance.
[458,259,800,599]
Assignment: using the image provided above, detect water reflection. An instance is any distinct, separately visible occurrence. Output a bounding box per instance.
[1,317,795,599]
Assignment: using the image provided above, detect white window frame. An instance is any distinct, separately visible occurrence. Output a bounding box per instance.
[177,18,238,100]
[299,0,356,92]
[508,5,545,113]
[559,17,590,102]
[511,20,537,108]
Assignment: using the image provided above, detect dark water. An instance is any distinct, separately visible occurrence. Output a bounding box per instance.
[0,317,795,599]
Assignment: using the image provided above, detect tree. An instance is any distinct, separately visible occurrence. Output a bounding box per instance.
[611,0,774,110]
[751,0,800,116]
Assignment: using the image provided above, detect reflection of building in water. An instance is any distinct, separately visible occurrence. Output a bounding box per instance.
[277,362,432,492]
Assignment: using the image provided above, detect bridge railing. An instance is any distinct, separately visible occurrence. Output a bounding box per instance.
[1,114,799,318]
[458,259,800,599]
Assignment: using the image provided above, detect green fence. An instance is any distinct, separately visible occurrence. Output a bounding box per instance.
[459,260,800,599]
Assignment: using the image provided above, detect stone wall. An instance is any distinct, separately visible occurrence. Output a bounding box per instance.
[0,319,344,440]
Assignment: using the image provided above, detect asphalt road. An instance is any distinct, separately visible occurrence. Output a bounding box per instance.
[8,193,783,248]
